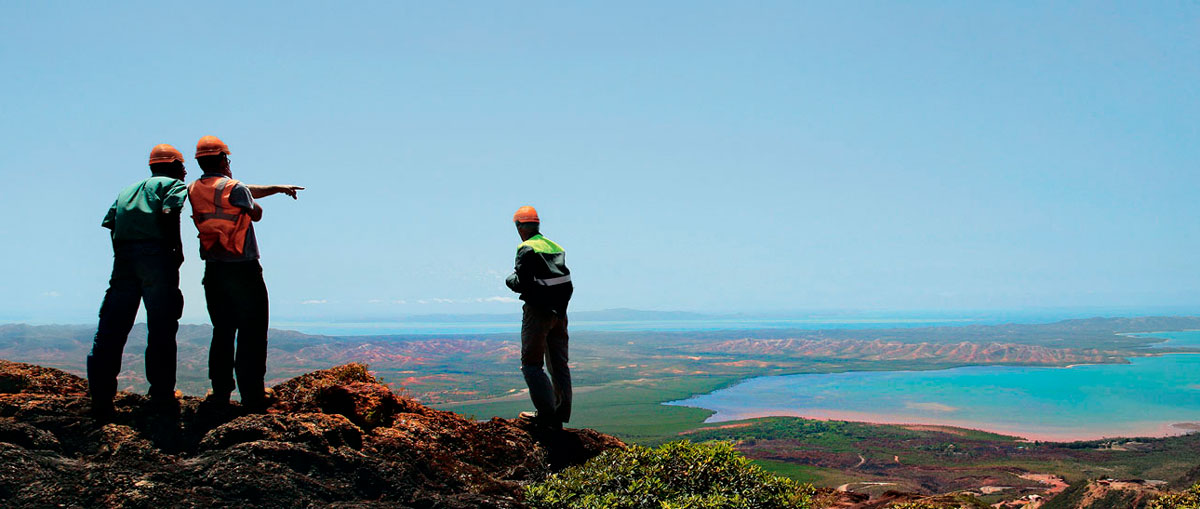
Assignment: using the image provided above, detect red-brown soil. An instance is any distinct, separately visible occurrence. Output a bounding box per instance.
[0,359,623,508]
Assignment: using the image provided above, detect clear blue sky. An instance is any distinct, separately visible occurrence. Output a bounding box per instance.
[1,2,1197,323]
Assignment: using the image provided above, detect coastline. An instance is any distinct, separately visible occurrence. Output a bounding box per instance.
[662,328,1200,443]
[678,406,1200,443]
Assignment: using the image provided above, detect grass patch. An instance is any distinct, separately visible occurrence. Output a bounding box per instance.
[442,375,740,443]
[751,459,851,485]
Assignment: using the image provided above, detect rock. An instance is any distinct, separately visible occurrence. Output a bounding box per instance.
[91,422,166,464]
[512,418,628,471]
[0,359,88,395]
[314,381,410,430]
[199,413,364,452]
[0,417,60,451]
[270,363,378,413]
[0,443,77,501]
[0,359,626,508]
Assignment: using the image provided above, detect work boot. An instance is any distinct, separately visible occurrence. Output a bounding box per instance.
[204,388,232,406]
[147,390,181,419]
[242,388,277,413]
[148,389,181,403]
[518,411,562,431]
[89,399,114,422]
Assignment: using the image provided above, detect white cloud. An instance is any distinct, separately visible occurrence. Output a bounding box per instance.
[481,296,519,303]
[301,299,328,305]
[414,296,519,305]
[411,296,519,305]
[367,298,409,305]
[42,291,61,298]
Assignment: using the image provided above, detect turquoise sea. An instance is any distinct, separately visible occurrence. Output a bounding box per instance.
[1133,330,1200,349]
[666,331,1200,441]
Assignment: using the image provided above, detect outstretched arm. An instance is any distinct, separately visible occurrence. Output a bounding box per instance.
[246,185,305,199]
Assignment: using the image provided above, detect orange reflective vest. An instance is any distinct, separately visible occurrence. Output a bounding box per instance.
[188,177,252,256]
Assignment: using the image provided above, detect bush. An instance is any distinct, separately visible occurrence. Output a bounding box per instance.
[1151,483,1200,509]
[525,440,815,509]
[889,496,988,509]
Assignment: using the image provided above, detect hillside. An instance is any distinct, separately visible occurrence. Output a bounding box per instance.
[679,416,1200,506]
[0,359,623,507]
[2,359,1199,508]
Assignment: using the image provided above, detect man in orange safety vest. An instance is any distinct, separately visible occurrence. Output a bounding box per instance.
[188,135,303,411]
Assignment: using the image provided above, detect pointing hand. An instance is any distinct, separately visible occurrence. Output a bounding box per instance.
[277,185,305,199]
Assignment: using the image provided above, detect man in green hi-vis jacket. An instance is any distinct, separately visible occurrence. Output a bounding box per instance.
[505,205,573,430]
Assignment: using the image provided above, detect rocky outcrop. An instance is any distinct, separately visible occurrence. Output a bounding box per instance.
[0,359,624,508]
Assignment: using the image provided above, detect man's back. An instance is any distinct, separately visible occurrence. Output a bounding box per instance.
[506,207,573,428]
[103,175,188,242]
[89,148,189,416]
[187,174,259,261]
[507,233,573,314]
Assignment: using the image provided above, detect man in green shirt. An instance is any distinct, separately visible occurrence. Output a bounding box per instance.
[87,144,189,418]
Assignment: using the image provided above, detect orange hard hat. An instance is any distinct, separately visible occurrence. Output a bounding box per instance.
[513,205,540,223]
[195,135,231,158]
[148,144,184,165]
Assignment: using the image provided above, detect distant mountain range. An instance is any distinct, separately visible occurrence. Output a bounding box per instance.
[279,308,719,323]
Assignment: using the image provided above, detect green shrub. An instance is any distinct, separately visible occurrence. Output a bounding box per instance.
[1151,483,1200,509]
[888,495,988,509]
[525,440,815,509]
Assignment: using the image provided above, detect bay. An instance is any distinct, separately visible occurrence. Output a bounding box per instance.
[1135,330,1200,349]
[666,331,1200,441]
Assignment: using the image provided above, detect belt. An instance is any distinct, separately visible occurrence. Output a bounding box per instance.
[534,275,572,286]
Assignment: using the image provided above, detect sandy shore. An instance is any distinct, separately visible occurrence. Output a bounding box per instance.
[687,406,1200,442]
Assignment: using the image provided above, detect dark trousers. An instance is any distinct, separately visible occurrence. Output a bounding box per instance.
[203,260,269,402]
[520,304,571,422]
[87,242,183,404]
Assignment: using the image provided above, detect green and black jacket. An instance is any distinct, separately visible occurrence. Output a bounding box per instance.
[506,234,573,314]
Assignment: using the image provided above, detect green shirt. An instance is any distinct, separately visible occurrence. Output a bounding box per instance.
[102,175,188,241]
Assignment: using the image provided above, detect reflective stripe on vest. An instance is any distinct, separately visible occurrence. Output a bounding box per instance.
[196,179,240,221]
[535,275,572,286]
[188,177,251,255]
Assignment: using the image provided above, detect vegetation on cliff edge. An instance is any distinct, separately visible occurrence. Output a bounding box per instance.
[1152,483,1200,509]
[525,440,815,509]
